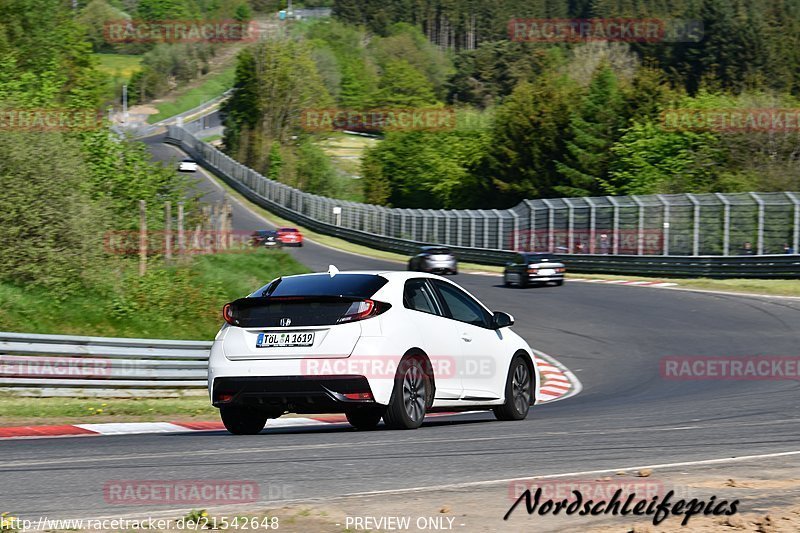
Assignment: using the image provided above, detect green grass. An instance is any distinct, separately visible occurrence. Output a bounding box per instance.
[148,66,236,123]
[0,250,309,340]
[0,396,217,426]
[93,53,143,80]
[570,272,800,297]
[198,133,223,143]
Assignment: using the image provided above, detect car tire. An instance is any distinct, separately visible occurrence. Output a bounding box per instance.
[493,356,534,421]
[503,273,512,287]
[519,275,529,289]
[383,357,428,430]
[554,280,564,286]
[220,406,268,435]
[345,408,384,430]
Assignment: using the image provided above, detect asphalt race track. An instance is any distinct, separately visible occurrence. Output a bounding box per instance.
[2,135,799,521]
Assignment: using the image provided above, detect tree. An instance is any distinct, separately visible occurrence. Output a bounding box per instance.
[373,60,437,107]
[362,125,492,208]
[554,65,627,197]
[223,39,332,177]
[0,133,107,292]
[484,76,575,205]
[604,120,723,195]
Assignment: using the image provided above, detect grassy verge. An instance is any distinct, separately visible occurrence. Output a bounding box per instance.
[0,396,217,426]
[148,66,235,124]
[569,272,800,297]
[93,53,142,80]
[0,249,309,340]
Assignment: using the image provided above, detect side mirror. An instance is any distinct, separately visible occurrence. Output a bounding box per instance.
[492,311,514,329]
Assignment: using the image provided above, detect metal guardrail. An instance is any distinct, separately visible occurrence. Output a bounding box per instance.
[166,124,800,278]
[0,332,211,394]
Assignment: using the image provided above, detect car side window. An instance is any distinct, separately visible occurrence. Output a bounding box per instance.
[403,279,439,315]
[515,254,525,265]
[431,280,492,328]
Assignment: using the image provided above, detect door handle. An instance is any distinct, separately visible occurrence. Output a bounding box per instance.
[461,335,472,342]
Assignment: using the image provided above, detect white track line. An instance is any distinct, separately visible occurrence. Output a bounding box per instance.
[339,450,800,498]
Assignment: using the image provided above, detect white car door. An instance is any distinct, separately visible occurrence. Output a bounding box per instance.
[430,279,507,401]
[401,278,463,400]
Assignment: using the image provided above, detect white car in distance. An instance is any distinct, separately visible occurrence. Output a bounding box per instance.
[178,158,198,172]
[209,267,540,434]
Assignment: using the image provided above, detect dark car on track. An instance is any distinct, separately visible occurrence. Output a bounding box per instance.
[503,252,565,288]
[251,230,282,248]
[407,246,458,275]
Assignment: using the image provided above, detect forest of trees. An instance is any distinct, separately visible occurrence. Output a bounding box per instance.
[220,0,800,209]
[0,0,188,292]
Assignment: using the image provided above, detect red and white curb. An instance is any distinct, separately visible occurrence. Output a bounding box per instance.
[534,350,582,404]
[0,353,581,440]
[0,417,350,439]
[569,278,678,288]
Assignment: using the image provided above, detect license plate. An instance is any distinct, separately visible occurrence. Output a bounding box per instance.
[538,269,555,276]
[256,331,314,348]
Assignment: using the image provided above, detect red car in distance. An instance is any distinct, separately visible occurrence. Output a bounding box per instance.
[276,227,303,247]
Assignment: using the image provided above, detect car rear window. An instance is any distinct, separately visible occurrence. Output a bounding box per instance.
[252,274,388,298]
[526,253,554,262]
[424,248,451,255]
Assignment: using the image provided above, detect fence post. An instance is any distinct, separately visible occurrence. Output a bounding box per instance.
[687,194,701,256]
[542,199,555,253]
[585,197,596,254]
[165,201,172,261]
[787,192,800,254]
[749,192,765,255]
[492,209,503,250]
[177,202,185,259]
[510,211,519,251]
[564,198,575,254]
[632,195,644,255]
[657,194,670,256]
[470,214,476,248]
[715,193,730,256]
[139,200,147,276]
[482,211,490,249]
[608,196,620,255]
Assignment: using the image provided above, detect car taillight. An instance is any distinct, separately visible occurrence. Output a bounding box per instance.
[527,267,538,274]
[557,267,565,273]
[337,299,391,323]
[343,392,373,401]
[222,303,237,326]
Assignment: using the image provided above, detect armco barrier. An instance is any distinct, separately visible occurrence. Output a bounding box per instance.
[165,125,800,278]
[0,332,210,395]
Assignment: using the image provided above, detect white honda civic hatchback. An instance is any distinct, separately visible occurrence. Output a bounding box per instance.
[208,268,540,434]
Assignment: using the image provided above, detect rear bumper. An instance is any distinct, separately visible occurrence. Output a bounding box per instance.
[280,241,302,247]
[528,274,564,282]
[211,375,375,413]
[208,337,398,407]
[422,264,457,273]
